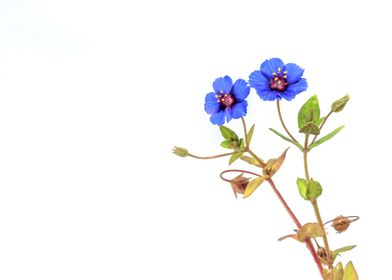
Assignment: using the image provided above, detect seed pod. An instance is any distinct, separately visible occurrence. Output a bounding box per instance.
[332,215,351,233]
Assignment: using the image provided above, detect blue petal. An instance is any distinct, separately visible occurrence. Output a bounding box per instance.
[260,58,285,79]
[249,70,270,90]
[204,92,220,114]
[285,63,305,84]
[213,75,233,93]
[232,100,248,119]
[282,78,308,101]
[225,107,233,123]
[210,110,225,125]
[255,88,280,101]
[232,79,250,101]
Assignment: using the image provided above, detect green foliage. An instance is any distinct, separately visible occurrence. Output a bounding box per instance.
[240,155,263,167]
[269,128,304,151]
[246,124,255,146]
[243,176,266,198]
[333,245,357,261]
[298,95,320,129]
[308,125,345,150]
[332,94,350,113]
[219,125,239,141]
[296,178,322,200]
[296,178,308,200]
[229,151,244,165]
[334,262,344,280]
[297,223,324,242]
[299,122,320,135]
[315,116,326,127]
[343,261,358,280]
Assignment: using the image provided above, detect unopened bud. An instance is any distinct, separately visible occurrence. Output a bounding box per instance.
[172,146,189,157]
[331,94,350,113]
[230,173,249,199]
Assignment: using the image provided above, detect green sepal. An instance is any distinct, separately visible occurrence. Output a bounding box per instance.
[343,261,358,280]
[307,179,323,201]
[298,95,320,129]
[246,124,255,146]
[308,125,345,150]
[334,262,344,280]
[269,128,304,151]
[299,122,320,135]
[332,94,350,113]
[243,176,266,198]
[229,151,244,165]
[219,126,239,141]
[238,138,245,151]
[296,178,309,200]
[297,223,324,242]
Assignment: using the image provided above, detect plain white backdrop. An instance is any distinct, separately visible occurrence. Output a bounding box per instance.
[0,0,391,279]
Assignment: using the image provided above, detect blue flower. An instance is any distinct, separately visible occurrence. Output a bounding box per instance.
[249,58,308,101]
[204,76,250,125]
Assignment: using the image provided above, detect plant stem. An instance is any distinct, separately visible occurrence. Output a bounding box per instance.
[277,100,299,144]
[304,135,333,278]
[241,117,323,277]
[188,151,238,160]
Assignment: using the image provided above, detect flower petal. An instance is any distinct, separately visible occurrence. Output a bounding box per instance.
[210,110,225,125]
[260,58,285,78]
[213,75,233,93]
[255,89,280,101]
[232,79,250,101]
[282,78,308,101]
[232,100,248,119]
[225,107,233,123]
[249,70,270,90]
[204,92,220,114]
[285,63,305,84]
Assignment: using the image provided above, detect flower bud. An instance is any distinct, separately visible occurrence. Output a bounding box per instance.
[332,215,351,233]
[230,173,249,199]
[331,94,350,113]
[172,146,189,157]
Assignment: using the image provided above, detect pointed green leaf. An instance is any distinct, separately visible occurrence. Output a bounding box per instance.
[219,126,238,141]
[343,261,358,280]
[334,262,344,280]
[316,116,326,127]
[240,155,263,167]
[246,124,255,146]
[269,128,304,151]
[238,138,245,151]
[296,178,308,200]
[308,125,345,150]
[333,245,357,261]
[229,151,244,165]
[298,95,320,129]
[243,176,265,198]
[332,94,350,113]
[220,140,233,149]
[307,179,323,201]
[299,122,320,135]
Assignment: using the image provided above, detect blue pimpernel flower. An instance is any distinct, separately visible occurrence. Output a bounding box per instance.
[249,58,307,101]
[204,76,250,125]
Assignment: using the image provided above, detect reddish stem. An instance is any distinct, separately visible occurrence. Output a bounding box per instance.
[267,178,324,277]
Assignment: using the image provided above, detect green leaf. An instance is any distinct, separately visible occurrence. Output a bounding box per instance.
[343,261,358,280]
[334,262,344,280]
[296,178,308,200]
[246,124,255,146]
[219,126,239,141]
[333,245,357,261]
[316,116,326,127]
[307,179,323,201]
[332,94,350,113]
[308,125,345,150]
[229,151,244,165]
[240,155,263,167]
[269,128,304,151]
[220,140,233,149]
[299,122,320,135]
[243,176,265,198]
[238,138,245,151]
[298,95,320,129]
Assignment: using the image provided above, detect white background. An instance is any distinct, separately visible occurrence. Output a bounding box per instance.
[0,0,391,279]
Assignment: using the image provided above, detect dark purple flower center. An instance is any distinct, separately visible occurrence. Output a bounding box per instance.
[269,68,288,91]
[216,92,236,108]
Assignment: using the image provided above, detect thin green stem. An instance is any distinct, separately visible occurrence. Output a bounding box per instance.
[277,100,300,144]
[188,151,238,160]
[310,110,333,146]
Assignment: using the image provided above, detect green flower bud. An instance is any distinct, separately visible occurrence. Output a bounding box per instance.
[172,146,189,157]
[331,94,350,113]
